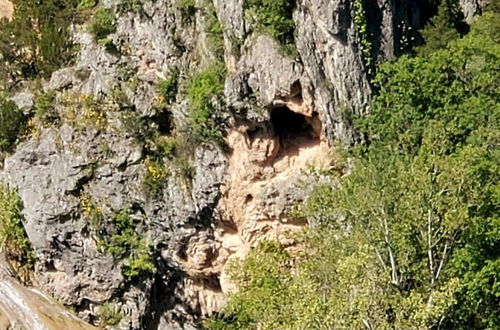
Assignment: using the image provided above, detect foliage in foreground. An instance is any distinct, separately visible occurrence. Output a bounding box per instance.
[208,10,499,330]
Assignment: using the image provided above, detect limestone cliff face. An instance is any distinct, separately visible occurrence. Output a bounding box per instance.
[0,0,487,329]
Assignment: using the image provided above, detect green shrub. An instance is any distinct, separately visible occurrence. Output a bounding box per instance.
[122,243,155,280]
[97,37,119,54]
[177,0,197,23]
[98,302,122,326]
[100,210,136,257]
[0,184,34,268]
[120,111,150,141]
[99,210,154,280]
[186,62,226,145]
[489,0,500,13]
[0,0,79,84]
[244,0,295,46]
[34,91,58,126]
[110,85,131,107]
[358,12,499,156]
[187,63,225,110]
[142,158,169,195]
[78,0,98,9]
[89,8,116,42]
[146,134,197,187]
[153,135,177,159]
[0,95,24,151]
[82,199,155,281]
[157,72,179,103]
[205,241,299,329]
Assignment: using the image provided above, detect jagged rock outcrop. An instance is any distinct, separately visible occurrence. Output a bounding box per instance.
[0,0,484,329]
[460,0,489,22]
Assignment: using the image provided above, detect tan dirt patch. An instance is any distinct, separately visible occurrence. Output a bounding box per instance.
[0,0,13,21]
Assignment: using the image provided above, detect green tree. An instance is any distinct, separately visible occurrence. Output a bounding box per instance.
[0,0,80,86]
[416,0,467,56]
[0,95,24,151]
[244,0,295,46]
[0,184,35,274]
[209,10,499,329]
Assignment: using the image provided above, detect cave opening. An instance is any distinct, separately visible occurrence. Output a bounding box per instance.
[270,106,320,152]
[151,110,172,134]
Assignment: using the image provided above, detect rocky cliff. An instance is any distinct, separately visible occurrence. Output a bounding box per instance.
[0,0,488,329]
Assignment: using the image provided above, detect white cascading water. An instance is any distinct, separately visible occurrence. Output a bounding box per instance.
[0,256,97,330]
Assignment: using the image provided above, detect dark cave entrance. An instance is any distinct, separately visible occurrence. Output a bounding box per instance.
[272,107,307,137]
[270,106,320,153]
[151,111,172,134]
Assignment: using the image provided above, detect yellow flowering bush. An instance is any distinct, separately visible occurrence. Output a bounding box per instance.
[142,158,168,195]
